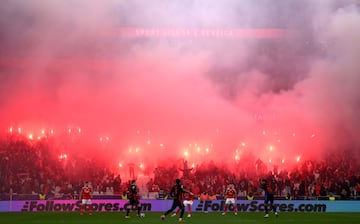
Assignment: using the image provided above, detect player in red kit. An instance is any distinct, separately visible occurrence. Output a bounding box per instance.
[80,181,93,215]
[222,184,237,215]
[171,188,194,218]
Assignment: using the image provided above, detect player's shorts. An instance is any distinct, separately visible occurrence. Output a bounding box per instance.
[264,194,274,204]
[183,200,193,206]
[129,198,140,206]
[225,198,236,204]
[82,199,91,205]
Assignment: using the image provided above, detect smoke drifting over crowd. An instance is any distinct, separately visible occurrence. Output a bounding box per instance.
[1,0,360,171]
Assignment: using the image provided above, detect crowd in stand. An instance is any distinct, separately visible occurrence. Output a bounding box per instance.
[1,134,359,200]
[149,156,360,200]
[0,135,125,199]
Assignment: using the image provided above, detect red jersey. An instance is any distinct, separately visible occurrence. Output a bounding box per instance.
[81,186,92,200]
[226,188,236,199]
[184,192,194,201]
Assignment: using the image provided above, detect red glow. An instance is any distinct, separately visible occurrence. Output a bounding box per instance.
[59,153,68,160]
[1,0,359,182]
[269,145,274,151]
[184,151,189,157]
[0,124,327,174]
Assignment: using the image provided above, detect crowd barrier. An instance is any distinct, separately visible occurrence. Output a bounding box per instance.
[1,199,360,213]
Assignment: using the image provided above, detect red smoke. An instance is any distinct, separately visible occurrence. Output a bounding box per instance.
[0,0,360,175]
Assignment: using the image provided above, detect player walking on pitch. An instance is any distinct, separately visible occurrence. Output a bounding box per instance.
[161,179,193,222]
[260,179,278,218]
[171,188,194,218]
[125,180,142,218]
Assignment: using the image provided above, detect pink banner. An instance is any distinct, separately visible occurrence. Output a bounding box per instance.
[1,199,355,213]
[113,28,291,39]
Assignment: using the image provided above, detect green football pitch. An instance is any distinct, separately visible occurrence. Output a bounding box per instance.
[0,212,359,223]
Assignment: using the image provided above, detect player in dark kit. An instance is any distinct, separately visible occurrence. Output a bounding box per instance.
[260,179,278,218]
[125,180,141,218]
[161,179,192,222]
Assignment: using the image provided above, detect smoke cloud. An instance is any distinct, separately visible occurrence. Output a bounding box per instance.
[0,0,359,172]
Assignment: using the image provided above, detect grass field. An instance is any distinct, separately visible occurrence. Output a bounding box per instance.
[0,211,359,224]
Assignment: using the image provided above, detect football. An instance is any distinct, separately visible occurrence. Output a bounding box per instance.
[140,213,145,218]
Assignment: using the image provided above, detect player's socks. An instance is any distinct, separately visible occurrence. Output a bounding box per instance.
[223,205,228,214]
[180,209,185,219]
[137,206,141,217]
[272,205,277,214]
[80,205,85,214]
